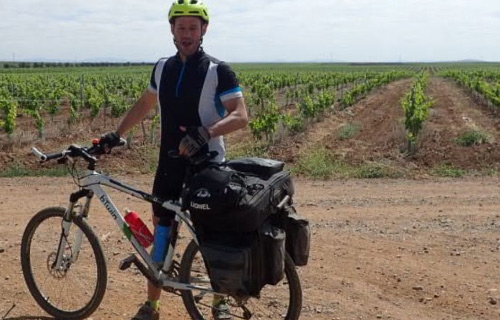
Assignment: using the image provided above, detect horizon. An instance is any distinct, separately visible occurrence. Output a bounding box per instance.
[2,59,500,65]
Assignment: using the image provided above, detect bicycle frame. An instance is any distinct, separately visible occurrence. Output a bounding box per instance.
[55,168,216,294]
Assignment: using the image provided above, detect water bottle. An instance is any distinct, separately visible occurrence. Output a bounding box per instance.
[124,209,154,248]
[152,218,171,264]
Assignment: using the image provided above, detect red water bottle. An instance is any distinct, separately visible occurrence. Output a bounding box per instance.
[124,209,154,248]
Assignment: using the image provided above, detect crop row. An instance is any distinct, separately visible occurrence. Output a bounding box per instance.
[0,65,415,142]
[439,69,500,110]
[401,72,433,154]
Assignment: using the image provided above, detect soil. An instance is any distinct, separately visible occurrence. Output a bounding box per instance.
[2,176,500,320]
[2,77,500,319]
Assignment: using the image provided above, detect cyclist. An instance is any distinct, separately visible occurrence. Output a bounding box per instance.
[100,1,248,319]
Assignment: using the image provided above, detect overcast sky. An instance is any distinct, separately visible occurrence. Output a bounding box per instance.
[1,0,499,63]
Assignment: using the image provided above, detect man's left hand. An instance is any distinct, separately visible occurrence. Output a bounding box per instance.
[179,126,211,157]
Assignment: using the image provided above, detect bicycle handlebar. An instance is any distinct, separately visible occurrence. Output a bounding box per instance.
[31,138,127,165]
[31,137,217,166]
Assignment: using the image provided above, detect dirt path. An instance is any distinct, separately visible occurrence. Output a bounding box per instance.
[2,175,500,320]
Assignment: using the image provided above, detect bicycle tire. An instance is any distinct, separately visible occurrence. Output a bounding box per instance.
[179,239,302,320]
[21,207,108,320]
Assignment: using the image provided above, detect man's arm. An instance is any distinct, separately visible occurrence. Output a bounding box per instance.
[206,96,248,138]
[116,89,158,137]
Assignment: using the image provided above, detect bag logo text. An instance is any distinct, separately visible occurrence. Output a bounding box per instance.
[190,201,211,210]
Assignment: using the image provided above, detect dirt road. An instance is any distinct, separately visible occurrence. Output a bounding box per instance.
[2,175,500,320]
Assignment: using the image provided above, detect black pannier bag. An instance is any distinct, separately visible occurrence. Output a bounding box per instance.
[199,238,256,297]
[284,206,311,266]
[184,158,293,296]
[199,221,286,297]
[184,162,294,233]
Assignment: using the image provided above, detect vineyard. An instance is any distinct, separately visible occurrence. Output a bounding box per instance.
[4,63,500,320]
[1,62,500,176]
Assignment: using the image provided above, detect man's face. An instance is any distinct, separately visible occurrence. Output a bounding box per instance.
[171,16,208,59]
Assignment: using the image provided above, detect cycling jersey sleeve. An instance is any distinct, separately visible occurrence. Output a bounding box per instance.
[216,62,243,103]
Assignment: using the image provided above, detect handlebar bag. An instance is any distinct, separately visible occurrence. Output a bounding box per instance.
[185,164,294,233]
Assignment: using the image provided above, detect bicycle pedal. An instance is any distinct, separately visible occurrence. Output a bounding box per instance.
[119,254,137,271]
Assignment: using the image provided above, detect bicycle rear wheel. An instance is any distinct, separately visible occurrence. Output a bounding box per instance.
[180,240,302,320]
[21,207,107,319]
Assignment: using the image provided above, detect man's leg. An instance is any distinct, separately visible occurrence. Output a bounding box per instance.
[132,162,184,320]
[132,216,162,320]
[147,215,162,304]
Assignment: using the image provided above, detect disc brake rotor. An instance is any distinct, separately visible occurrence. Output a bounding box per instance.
[46,252,71,279]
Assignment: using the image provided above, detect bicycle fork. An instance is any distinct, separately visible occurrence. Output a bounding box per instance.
[53,190,92,271]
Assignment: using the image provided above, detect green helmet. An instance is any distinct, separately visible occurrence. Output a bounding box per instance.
[168,0,209,24]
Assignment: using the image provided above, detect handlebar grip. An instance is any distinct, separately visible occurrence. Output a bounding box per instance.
[31,147,46,161]
[31,147,63,162]
[45,152,65,161]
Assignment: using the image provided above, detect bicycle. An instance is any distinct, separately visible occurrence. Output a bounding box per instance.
[20,140,303,320]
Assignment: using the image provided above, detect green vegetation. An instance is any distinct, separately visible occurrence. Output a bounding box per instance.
[402,72,433,154]
[292,146,340,179]
[356,164,387,179]
[291,145,402,179]
[456,129,492,146]
[431,163,466,178]
[0,161,68,177]
[337,122,361,140]
[2,62,500,178]
[440,69,500,110]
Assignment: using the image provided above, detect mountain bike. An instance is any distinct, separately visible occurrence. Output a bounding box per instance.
[20,140,302,320]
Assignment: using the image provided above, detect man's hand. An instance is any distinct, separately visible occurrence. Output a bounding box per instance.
[179,126,211,157]
[99,132,121,153]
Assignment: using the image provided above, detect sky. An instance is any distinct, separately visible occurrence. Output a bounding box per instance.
[0,0,499,63]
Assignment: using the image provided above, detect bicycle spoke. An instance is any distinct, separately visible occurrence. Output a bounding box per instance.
[26,215,101,313]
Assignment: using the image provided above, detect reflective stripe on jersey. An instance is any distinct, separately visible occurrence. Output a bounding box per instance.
[148,58,168,94]
[220,87,243,102]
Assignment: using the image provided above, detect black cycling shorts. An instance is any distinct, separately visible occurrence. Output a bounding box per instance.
[151,157,188,220]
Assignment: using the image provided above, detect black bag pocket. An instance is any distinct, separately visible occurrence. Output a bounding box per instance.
[199,222,287,297]
[200,241,255,297]
[260,222,286,285]
[285,207,311,266]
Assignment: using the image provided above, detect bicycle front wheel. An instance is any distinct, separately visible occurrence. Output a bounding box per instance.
[180,240,302,320]
[21,207,107,319]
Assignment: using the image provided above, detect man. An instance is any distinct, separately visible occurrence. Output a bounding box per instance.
[101,1,248,319]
